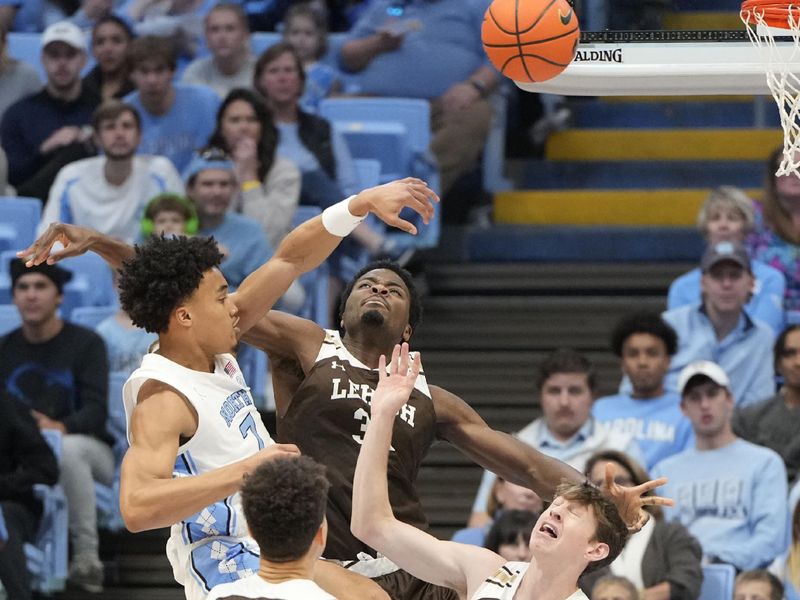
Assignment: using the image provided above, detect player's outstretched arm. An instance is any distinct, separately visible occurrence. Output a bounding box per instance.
[351,345,502,597]
[234,177,438,332]
[119,380,298,532]
[17,223,135,269]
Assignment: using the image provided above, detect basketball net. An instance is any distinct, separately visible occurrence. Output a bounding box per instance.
[741,2,800,177]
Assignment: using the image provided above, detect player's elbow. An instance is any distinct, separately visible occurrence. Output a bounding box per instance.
[350,514,387,549]
[120,492,152,533]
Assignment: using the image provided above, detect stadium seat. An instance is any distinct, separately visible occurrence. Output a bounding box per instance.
[95,372,128,532]
[6,32,45,82]
[0,196,42,252]
[699,564,736,600]
[70,305,117,330]
[250,31,281,56]
[25,429,68,594]
[353,158,381,190]
[290,206,330,327]
[59,253,117,308]
[0,304,21,335]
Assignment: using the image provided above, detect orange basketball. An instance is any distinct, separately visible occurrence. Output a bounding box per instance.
[482,0,580,83]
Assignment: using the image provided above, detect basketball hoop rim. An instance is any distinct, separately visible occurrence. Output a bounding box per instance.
[741,0,800,28]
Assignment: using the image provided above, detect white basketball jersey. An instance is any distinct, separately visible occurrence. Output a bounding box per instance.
[206,574,335,599]
[123,351,273,587]
[471,562,588,600]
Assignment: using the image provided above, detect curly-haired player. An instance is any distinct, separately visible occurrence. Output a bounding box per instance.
[207,455,335,599]
[18,177,437,600]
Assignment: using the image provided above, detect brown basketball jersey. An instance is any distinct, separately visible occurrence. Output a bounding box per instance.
[277,330,438,560]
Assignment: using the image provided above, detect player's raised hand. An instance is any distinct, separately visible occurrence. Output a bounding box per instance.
[372,343,422,418]
[350,178,439,235]
[244,443,301,475]
[16,222,97,266]
[601,462,674,533]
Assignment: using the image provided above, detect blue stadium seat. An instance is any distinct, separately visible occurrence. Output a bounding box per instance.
[0,196,42,252]
[95,372,128,532]
[70,306,118,330]
[291,206,330,327]
[699,564,736,600]
[59,253,117,308]
[250,32,281,57]
[25,429,68,594]
[237,344,268,408]
[353,158,381,190]
[5,32,45,82]
[0,304,21,335]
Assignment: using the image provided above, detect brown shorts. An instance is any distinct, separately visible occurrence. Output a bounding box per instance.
[373,569,460,600]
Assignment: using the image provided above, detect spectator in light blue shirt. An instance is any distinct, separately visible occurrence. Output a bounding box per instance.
[659,241,777,407]
[593,312,693,469]
[124,35,220,173]
[668,186,785,335]
[651,360,789,572]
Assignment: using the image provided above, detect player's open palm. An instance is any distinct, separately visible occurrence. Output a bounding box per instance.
[246,443,301,475]
[360,178,439,235]
[373,343,422,418]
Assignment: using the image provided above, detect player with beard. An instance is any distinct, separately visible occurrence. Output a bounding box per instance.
[39,99,183,244]
[239,261,668,599]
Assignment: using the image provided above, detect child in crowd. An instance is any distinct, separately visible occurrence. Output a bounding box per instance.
[141,191,198,238]
[282,2,340,113]
[591,575,640,600]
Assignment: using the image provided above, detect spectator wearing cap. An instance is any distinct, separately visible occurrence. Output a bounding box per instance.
[0,258,112,593]
[651,360,789,572]
[39,100,183,244]
[668,187,786,335]
[657,241,776,407]
[0,20,100,201]
[185,149,305,312]
[123,35,220,173]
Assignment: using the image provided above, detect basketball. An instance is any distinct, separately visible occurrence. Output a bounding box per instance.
[482,0,581,82]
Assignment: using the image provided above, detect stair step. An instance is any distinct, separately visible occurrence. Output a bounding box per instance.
[424,263,690,294]
[466,226,705,262]
[546,128,783,161]
[572,100,778,129]
[493,188,746,226]
[663,10,745,30]
[516,160,764,189]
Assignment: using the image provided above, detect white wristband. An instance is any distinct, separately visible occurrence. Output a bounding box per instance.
[321,196,366,237]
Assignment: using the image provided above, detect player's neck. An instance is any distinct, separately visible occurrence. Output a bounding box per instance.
[257,554,315,584]
[343,332,403,369]
[517,558,581,600]
[157,334,216,373]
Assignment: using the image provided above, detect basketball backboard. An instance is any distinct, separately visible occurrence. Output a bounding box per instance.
[516,0,800,95]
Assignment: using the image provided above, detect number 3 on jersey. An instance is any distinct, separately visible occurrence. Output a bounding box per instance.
[239,413,265,449]
[352,407,394,451]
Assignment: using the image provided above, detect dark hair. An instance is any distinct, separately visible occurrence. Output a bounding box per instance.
[119,236,223,333]
[208,88,277,180]
[610,311,678,357]
[128,35,176,72]
[536,349,597,393]
[484,510,539,554]
[337,259,422,335]
[762,145,800,245]
[205,2,249,31]
[735,569,784,600]
[91,14,134,45]
[284,2,329,59]
[254,41,306,97]
[584,449,663,520]
[91,99,141,132]
[241,455,329,562]
[555,482,628,575]
[775,324,800,370]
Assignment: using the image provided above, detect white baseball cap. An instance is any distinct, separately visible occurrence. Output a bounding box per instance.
[41,21,86,52]
[678,360,730,395]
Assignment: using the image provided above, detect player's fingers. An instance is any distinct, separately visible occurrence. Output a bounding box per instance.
[398,342,410,375]
[390,343,402,375]
[387,215,418,235]
[641,495,675,507]
[603,462,617,489]
[378,353,387,379]
[632,476,668,494]
[411,351,422,379]
[273,443,300,454]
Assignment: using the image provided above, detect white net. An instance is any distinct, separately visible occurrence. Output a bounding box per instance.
[741,3,800,177]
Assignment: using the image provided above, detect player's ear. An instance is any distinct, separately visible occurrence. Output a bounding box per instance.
[584,540,609,565]
[174,305,192,328]
[402,324,412,342]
